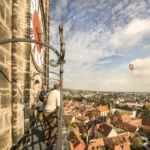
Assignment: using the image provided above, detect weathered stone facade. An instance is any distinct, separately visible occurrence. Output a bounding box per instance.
[0,0,50,149]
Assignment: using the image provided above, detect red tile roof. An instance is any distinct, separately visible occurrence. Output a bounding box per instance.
[114,145,122,150]
[99,123,114,137]
[69,142,74,150]
[118,114,131,122]
[129,119,142,126]
[123,143,131,150]
[108,133,130,146]
[69,127,86,150]
[142,125,150,133]
[114,122,137,133]
[75,143,85,150]
[98,106,109,112]
[88,138,104,150]
[114,143,131,150]
[141,116,150,126]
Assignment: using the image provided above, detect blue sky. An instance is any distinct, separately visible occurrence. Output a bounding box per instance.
[50,0,150,92]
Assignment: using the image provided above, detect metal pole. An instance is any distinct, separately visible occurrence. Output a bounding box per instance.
[56,24,65,150]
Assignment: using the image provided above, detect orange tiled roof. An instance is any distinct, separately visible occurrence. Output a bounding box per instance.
[143,125,150,133]
[114,145,122,150]
[108,133,130,146]
[114,122,137,133]
[114,144,131,150]
[118,114,131,122]
[98,106,109,112]
[88,138,104,150]
[95,138,104,146]
[69,142,74,150]
[75,143,85,150]
[123,143,131,150]
[108,133,130,150]
[129,119,142,126]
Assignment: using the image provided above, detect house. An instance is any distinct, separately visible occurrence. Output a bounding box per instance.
[114,122,138,133]
[118,114,131,122]
[98,106,109,117]
[99,123,117,138]
[141,116,150,133]
[76,116,89,124]
[69,127,86,150]
[88,138,105,150]
[113,144,130,150]
[74,143,86,150]
[63,115,73,127]
[88,124,95,138]
[107,133,131,150]
[79,124,88,134]
[114,145,122,150]
[112,105,137,118]
[128,118,142,127]
[85,110,100,119]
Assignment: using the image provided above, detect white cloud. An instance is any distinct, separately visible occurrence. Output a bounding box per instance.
[50,0,150,91]
[53,0,69,21]
[110,18,150,51]
[131,57,150,78]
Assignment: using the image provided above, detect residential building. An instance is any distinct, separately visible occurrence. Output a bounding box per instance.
[99,123,117,138]
[128,118,142,127]
[88,138,105,150]
[98,106,109,117]
[118,114,131,122]
[107,133,131,150]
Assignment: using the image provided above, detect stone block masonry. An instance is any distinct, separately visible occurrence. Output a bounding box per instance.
[0,0,12,149]
[0,0,50,149]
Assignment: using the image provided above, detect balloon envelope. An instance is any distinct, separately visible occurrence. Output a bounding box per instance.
[129,64,134,71]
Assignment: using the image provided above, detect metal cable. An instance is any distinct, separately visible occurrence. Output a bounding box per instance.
[49,71,60,78]
[0,38,60,68]
[0,38,60,56]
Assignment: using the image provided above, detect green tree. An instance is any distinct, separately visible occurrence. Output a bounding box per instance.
[81,133,88,144]
[146,103,150,116]
[114,110,121,115]
[132,135,143,149]
[143,103,150,116]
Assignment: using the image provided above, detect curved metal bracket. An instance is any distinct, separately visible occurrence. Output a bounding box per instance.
[0,38,61,67]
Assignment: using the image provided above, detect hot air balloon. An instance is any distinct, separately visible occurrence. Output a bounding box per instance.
[129,64,134,71]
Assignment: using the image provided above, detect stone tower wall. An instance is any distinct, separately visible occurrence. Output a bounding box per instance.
[0,0,13,149]
[0,0,50,149]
